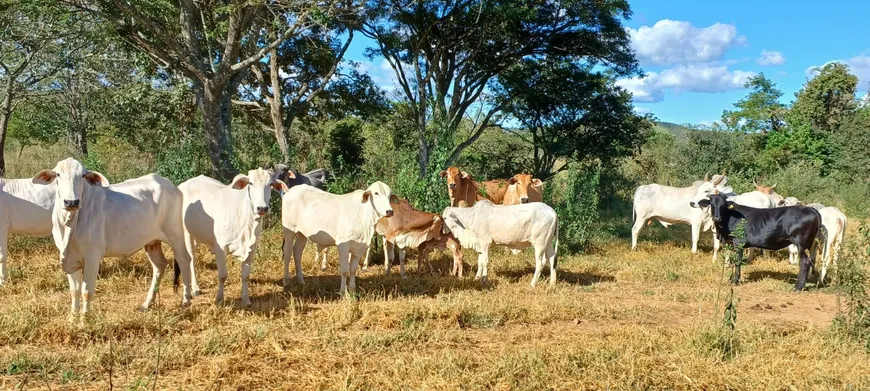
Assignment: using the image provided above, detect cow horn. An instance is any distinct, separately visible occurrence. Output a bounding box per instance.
[712,175,724,186]
[704,172,710,182]
[753,178,758,186]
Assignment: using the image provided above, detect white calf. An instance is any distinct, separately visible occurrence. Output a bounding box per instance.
[0,178,55,284]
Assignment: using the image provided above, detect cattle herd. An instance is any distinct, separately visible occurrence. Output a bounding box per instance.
[0,159,845,318]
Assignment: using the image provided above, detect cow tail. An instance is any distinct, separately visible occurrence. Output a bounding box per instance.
[173,259,181,293]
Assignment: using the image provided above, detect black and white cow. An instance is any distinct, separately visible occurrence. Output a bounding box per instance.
[691,192,821,291]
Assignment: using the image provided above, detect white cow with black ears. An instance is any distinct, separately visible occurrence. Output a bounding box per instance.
[281,181,397,294]
[179,168,289,307]
[33,158,194,317]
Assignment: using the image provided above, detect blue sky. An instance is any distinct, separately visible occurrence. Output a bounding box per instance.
[341,0,870,125]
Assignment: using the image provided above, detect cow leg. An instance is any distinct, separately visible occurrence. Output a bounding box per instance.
[80,253,102,316]
[419,245,434,276]
[166,236,194,306]
[319,246,328,271]
[213,246,229,305]
[349,252,360,292]
[282,228,295,288]
[819,230,836,286]
[0,227,8,285]
[788,244,799,265]
[381,238,392,276]
[530,246,545,288]
[293,233,307,285]
[240,252,254,307]
[546,242,557,285]
[142,242,168,310]
[64,262,83,317]
[795,246,810,291]
[690,222,700,254]
[362,245,371,271]
[731,243,744,285]
[630,214,648,250]
[451,242,464,278]
[183,231,201,296]
[478,248,491,285]
[337,243,351,295]
[711,227,721,263]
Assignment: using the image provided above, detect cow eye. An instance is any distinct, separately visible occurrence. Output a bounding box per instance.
[375,192,379,195]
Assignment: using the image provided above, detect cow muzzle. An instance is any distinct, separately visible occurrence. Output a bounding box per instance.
[449,183,456,190]
[63,199,80,211]
[385,209,394,217]
[256,206,269,216]
[520,197,529,203]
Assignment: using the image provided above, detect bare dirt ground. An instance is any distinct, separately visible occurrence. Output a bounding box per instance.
[0,225,867,390]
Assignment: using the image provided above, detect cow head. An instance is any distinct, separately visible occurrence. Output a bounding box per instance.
[33,158,109,211]
[507,174,543,204]
[692,193,734,223]
[439,167,474,205]
[690,174,733,209]
[362,181,399,218]
[232,168,289,216]
[753,179,782,206]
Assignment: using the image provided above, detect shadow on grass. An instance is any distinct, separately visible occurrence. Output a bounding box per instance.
[498,266,615,286]
[744,270,795,284]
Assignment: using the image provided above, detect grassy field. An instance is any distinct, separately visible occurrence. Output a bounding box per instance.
[0,218,868,390]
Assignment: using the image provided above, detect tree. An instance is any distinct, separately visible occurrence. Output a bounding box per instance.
[498,59,650,179]
[790,62,859,133]
[361,0,638,178]
[86,0,343,180]
[235,27,386,163]
[0,0,90,175]
[721,73,786,134]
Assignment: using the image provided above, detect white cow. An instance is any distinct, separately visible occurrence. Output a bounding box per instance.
[781,198,846,285]
[0,178,56,284]
[441,200,558,287]
[690,181,777,261]
[632,174,732,254]
[179,168,288,306]
[281,181,397,294]
[32,158,193,316]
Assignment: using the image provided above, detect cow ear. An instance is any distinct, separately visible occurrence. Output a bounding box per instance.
[32,170,57,185]
[83,171,109,186]
[361,190,371,203]
[697,199,711,208]
[508,177,518,185]
[389,194,400,204]
[272,179,289,193]
[770,183,777,190]
[433,215,440,223]
[778,200,786,206]
[439,170,447,178]
[285,170,296,179]
[531,178,543,187]
[231,174,251,190]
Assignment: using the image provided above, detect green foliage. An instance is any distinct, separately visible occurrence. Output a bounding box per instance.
[327,118,366,176]
[721,73,787,134]
[497,59,651,177]
[790,63,859,134]
[832,222,870,349]
[544,164,600,253]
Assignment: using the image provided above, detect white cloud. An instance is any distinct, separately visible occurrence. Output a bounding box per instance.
[757,50,785,66]
[628,20,746,66]
[633,106,651,115]
[617,64,755,103]
[353,59,400,90]
[806,55,870,91]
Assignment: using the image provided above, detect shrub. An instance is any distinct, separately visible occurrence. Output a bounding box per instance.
[544,163,600,253]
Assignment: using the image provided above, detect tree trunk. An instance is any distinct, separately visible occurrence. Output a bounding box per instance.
[196,80,237,181]
[268,46,290,163]
[0,80,12,177]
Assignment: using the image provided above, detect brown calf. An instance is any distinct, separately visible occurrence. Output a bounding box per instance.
[373,198,464,276]
[502,174,544,205]
[439,167,509,207]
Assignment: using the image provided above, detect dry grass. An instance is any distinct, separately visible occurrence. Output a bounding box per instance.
[1,223,868,390]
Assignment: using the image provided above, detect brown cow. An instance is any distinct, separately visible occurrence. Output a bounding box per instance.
[365,198,465,277]
[439,167,509,207]
[502,174,544,205]
[753,179,783,206]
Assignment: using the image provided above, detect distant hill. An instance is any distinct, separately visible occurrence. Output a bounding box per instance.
[652,121,694,140]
